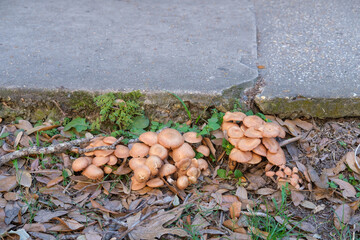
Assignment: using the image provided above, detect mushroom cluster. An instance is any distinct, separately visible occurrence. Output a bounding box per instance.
[265,164,301,189]
[72,136,128,180]
[129,129,211,191]
[222,112,286,168]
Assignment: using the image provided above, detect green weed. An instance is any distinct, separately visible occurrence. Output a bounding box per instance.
[169,92,192,121]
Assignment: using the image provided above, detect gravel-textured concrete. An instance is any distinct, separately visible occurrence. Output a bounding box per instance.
[254,0,360,118]
[0,0,257,95]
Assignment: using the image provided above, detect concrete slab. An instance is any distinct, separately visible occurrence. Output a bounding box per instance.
[254,0,360,118]
[0,0,257,95]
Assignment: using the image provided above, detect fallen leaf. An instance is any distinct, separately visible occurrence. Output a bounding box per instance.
[235,186,248,201]
[307,164,328,189]
[91,200,117,214]
[53,217,84,231]
[249,226,269,239]
[291,190,305,206]
[344,152,360,174]
[324,160,346,177]
[283,120,302,136]
[34,210,68,223]
[46,176,64,188]
[293,119,313,131]
[223,219,247,233]
[300,200,317,210]
[245,173,266,191]
[14,131,23,148]
[313,204,326,213]
[334,204,353,230]
[16,170,32,188]
[27,125,60,135]
[256,188,277,195]
[0,176,18,192]
[294,221,317,233]
[330,178,357,198]
[23,223,46,232]
[8,229,31,240]
[29,232,56,240]
[15,120,33,131]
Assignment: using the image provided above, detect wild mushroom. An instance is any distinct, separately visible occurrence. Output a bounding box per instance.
[172,143,195,162]
[177,176,189,190]
[131,176,147,191]
[183,132,203,144]
[221,122,238,132]
[275,170,285,178]
[159,164,176,177]
[139,131,158,146]
[261,122,280,138]
[175,158,192,171]
[133,166,151,183]
[104,166,113,174]
[197,159,209,171]
[196,145,210,157]
[237,137,261,151]
[82,165,104,180]
[243,115,265,128]
[247,153,262,165]
[284,167,292,176]
[228,138,240,147]
[265,171,275,177]
[103,136,117,145]
[158,128,184,149]
[187,167,201,179]
[262,137,280,153]
[92,156,110,167]
[129,158,146,170]
[114,145,130,159]
[252,144,267,157]
[202,168,211,176]
[223,112,246,122]
[72,157,91,172]
[92,140,114,157]
[229,148,252,163]
[107,155,118,165]
[266,148,286,166]
[145,156,163,176]
[227,126,244,139]
[146,178,164,188]
[149,144,168,160]
[129,143,150,158]
[244,127,263,138]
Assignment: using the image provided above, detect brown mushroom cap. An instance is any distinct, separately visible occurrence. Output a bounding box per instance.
[139,131,158,146]
[103,136,117,145]
[290,177,298,187]
[175,158,192,171]
[262,122,281,138]
[278,126,286,138]
[149,144,168,160]
[186,167,200,178]
[229,148,252,163]
[202,168,211,176]
[276,170,285,178]
[227,126,244,139]
[129,158,147,170]
[221,122,239,132]
[94,149,114,157]
[84,145,95,157]
[247,153,262,165]
[172,143,195,162]
[129,143,150,158]
[158,128,184,149]
[223,112,246,122]
[183,132,203,144]
[114,145,130,158]
[133,166,151,183]
[197,158,209,171]
[82,165,104,180]
[244,127,263,138]
[284,167,292,176]
[229,201,242,219]
[265,163,273,172]
[177,176,189,190]
[72,157,91,172]
[104,166,113,174]
[237,137,261,151]
[131,176,147,191]
[108,155,118,165]
[159,164,177,177]
[243,115,265,128]
[196,145,210,157]
[188,176,198,184]
[262,138,280,153]
[266,148,286,166]
[145,156,163,175]
[252,144,267,157]
[265,171,275,177]
[146,178,164,188]
[92,156,110,167]
[228,138,240,147]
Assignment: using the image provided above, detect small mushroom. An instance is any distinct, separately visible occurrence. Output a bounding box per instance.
[276,170,285,178]
[221,122,238,132]
[146,178,164,188]
[175,158,192,171]
[114,145,130,158]
[265,163,273,172]
[177,176,189,190]
[261,122,280,138]
[267,148,286,166]
[292,167,299,173]
[188,176,198,184]
[196,145,210,157]
[284,167,292,176]
[104,166,113,174]
[228,138,240,147]
[139,131,158,146]
[129,158,147,170]
[82,165,104,180]
[187,166,201,178]
[149,144,168,160]
[84,145,95,157]
[159,164,177,177]
[229,148,252,163]
[183,132,203,144]
[227,126,244,139]
[278,126,286,138]
[72,157,91,172]
[228,159,237,170]
[242,115,265,128]
[252,144,267,157]
[133,166,151,183]
[158,128,184,149]
[237,137,261,151]
[94,149,114,157]
[290,177,298,187]
[223,112,246,122]
[247,153,262,165]
[244,127,263,138]
[131,176,147,191]
[197,159,209,171]
[172,143,195,162]
[103,136,117,145]
[265,171,275,177]
[129,143,150,158]
[229,201,242,219]
[262,138,280,153]
[92,156,110,167]
[145,156,163,175]
[202,168,211,176]
[107,155,118,165]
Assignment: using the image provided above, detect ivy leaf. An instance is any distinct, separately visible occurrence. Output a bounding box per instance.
[217,169,227,179]
[234,169,243,178]
[63,117,89,132]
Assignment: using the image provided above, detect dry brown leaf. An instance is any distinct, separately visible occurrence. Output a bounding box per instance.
[34,210,68,223]
[330,178,356,198]
[249,226,269,239]
[245,173,266,191]
[324,160,346,177]
[334,204,353,230]
[223,219,247,233]
[91,199,118,214]
[23,223,46,232]
[300,200,317,210]
[16,170,32,188]
[295,162,311,182]
[344,151,360,174]
[0,176,18,192]
[291,190,305,206]
[294,220,317,233]
[256,188,277,196]
[27,125,60,135]
[15,120,33,131]
[235,186,248,201]
[46,176,64,188]
[204,137,216,157]
[14,131,23,148]
[283,120,302,136]
[0,208,5,223]
[53,217,84,231]
[307,164,328,189]
[293,119,313,131]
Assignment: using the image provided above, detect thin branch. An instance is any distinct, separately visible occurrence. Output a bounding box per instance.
[279,135,303,147]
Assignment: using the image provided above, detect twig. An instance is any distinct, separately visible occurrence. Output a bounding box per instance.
[72,137,124,154]
[279,135,303,147]
[52,100,67,117]
[0,137,93,166]
[240,211,268,217]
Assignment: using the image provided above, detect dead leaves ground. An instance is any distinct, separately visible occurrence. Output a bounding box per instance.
[0,117,360,239]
